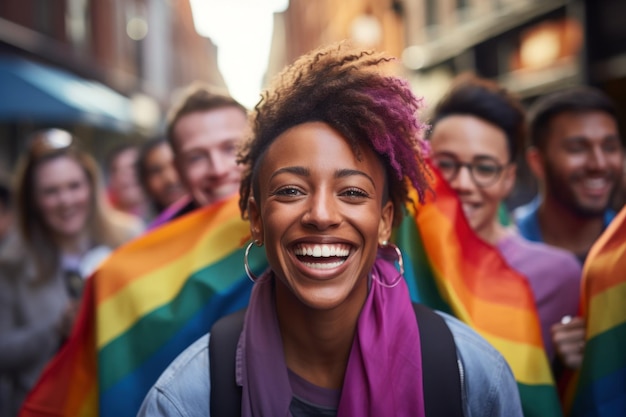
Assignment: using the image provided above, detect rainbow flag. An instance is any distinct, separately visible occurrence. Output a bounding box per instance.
[566,206,626,417]
[394,171,562,417]
[21,170,562,417]
[19,195,267,417]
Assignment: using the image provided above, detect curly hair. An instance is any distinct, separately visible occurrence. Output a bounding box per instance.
[431,73,525,162]
[238,42,430,226]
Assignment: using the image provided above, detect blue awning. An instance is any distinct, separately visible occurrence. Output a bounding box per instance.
[0,57,134,131]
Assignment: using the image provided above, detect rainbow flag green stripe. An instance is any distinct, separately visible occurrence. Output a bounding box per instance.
[518,385,563,416]
[567,206,626,417]
[394,212,451,313]
[578,323,626,383]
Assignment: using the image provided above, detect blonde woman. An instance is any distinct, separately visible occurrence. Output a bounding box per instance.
[0,129,142,417]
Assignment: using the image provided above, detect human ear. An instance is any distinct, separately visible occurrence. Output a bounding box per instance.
[378,201,394,244]
[526,147,546,181]
[502,163,517,197]
[247,197,264,244]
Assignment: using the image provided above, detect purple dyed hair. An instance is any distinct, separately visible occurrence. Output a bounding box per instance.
[238,42,431,226]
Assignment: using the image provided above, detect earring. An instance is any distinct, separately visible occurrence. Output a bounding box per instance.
[244,240,262,283]
[373,241,404,288]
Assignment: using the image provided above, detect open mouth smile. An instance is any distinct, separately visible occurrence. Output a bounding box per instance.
[293,243,352,270]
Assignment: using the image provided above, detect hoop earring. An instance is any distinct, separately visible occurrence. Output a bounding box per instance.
[373,242,404,288]
[244,240,262,283]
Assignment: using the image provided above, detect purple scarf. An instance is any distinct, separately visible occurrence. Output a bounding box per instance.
[236,254,426,417]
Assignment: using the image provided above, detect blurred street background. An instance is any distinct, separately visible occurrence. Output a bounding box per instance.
[1,0,625,208]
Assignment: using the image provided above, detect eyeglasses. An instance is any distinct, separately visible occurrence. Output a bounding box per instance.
[28,129,74,158]
[432,153,506,188]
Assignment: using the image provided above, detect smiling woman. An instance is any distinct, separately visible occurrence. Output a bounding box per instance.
[0,129,143,416]
[138,42,523,417]
[247,121,393,312]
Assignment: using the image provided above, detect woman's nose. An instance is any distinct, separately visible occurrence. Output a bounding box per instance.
[301,191,341,230]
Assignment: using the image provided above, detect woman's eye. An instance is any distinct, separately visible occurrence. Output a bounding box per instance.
[341,188,369,198]
[275,187,302,197]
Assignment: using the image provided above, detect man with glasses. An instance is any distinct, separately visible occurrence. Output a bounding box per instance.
[429,75,582,368]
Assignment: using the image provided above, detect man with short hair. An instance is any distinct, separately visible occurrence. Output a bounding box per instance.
[515,86,625,264]
[149,84,249,228]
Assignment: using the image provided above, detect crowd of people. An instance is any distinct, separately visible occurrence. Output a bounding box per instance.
[0,41,624,417]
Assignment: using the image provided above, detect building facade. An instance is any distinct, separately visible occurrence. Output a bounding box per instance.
[0,0,226,173]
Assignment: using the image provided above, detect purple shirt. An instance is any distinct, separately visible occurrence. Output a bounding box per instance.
[497,233,581,359]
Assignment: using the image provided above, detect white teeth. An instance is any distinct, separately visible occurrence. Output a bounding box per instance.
[584,179,607,189]
[294,244,350,258]
[302,260,346,270]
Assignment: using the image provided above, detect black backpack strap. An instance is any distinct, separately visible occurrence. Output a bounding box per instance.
[413,303,464,417]
[209,308,246,417]
[209,305,463,417]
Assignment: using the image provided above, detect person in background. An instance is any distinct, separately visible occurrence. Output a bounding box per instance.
[148,84,249,229]
[106,143,149,222]
[138,43,522,417]
[514,86,624,263]
[0,179,15,255]
[0,129,142,417]
[428,75,581,366]
[136,137,187,221]
[514,87,624,372]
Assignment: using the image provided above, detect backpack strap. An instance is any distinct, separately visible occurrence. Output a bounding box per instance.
[209,304,463,416]
[413,303,464,417]
[209,308,246,417]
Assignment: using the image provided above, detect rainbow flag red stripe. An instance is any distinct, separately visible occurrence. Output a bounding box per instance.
[566,206,626,417]
[20,196,263,417]
[395,171,562,417]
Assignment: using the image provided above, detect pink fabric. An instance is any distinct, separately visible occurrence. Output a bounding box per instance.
[147,195,193,230]
[236,254,426,417]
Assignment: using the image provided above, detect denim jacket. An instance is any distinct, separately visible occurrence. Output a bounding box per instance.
[137,312,523,417]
